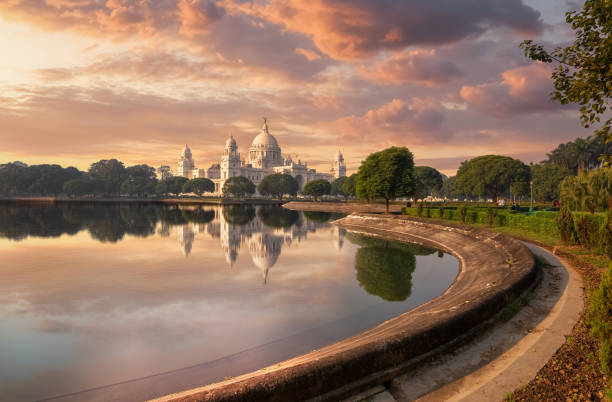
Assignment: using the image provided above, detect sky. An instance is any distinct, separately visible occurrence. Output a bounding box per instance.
[0,0,588,176]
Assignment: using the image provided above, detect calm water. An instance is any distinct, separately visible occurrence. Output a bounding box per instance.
[0,203,458,402]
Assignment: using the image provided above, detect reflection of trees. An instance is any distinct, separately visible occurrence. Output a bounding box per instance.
[355,241,416,302]
[181,207,215,224]
[346,232,437,256]
[257,205,300,229]
[303,211,345,224]
[0,204,82,240]
[155,206,187,226]
[222,205,256,226]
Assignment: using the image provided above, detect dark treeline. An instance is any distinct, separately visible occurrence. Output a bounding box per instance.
[0,204,324,243]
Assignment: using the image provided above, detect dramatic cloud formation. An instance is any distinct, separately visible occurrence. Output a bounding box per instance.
[360,50,463,86]
[0,0,588,175]
[460,63,565,117]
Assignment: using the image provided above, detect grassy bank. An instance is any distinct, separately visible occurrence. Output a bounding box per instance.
[402,207,612,400]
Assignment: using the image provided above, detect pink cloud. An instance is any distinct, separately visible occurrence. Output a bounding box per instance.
[460,63,565,117]
[359,50,463,86]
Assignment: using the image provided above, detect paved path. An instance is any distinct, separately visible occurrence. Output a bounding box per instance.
[346,243,583,402]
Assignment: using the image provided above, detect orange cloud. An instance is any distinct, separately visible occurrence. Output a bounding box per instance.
[359,50,463,86]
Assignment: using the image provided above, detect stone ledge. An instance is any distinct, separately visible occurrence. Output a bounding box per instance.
[152,210,536,402]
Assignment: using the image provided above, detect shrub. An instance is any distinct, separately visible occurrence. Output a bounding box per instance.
[486,206,497,226]
[587,265,612,375]
[557,206,576,244]
[599,212,612,260]
[575,214,599,249]
[438,205,445,219]
[425,206,431,218]
[460,204,467,223]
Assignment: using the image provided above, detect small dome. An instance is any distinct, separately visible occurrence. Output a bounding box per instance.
[181,144,192,159]
[334,150,344,161]
[226,136,237,150]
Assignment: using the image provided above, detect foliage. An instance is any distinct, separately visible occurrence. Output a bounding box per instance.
[414,166,444,200]
[521,0,612,159]
[460,204,467,223]
[180,207,215,224]
[0,162,84,196]
[342,173,357,198]
[356,147,416,213]
[560,168,612,212]
[545,136,608,174]
[600,212,612,259]
[530,163,570,202]
[417,201,424,217]
[455,155,531,201]
[222,176,255,198]
[576,214,600,249]
[354,240,416,302]
[438,205,445,219]
[120,177,156,197]
[88,159,127,195]
[442,176,457,199]
[156,176,188,196]
[486,206,497,226]
[183,178,215,196]
[558,206,577,244]
[587,264,612,375]
[330,176,348,198]
[257,173,299,200]
[302,179,332,201]
[63,178,101,197]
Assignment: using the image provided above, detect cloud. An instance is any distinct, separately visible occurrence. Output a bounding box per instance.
[221,0,543,60]
[460,63,565,117]
[359,50,463,86]
[177,0,225,37]
[331,98,451,145]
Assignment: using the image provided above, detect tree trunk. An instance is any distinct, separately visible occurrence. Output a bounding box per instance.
[385,199,390,214]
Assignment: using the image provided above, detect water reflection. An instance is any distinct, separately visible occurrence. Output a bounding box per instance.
[346,233,437,302]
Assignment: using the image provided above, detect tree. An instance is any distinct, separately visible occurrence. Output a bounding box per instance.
[330,176,348,198]
[531,163,570,202]
[156,176,188,196]
[302,179,331,201]
[355,147,415,213]
[88,159,126,195]
[560,168,612,212]
[257,173,298,200]
[120,177,156,197]
[414,166,444,200]
[183,178,215,196]
[546,136,607,174]
[520,0,612,162]
[342,173,357,198]
[63,179,96,197]
[455,155,531,202]
[442,176,457,199]
[222,176,256,198]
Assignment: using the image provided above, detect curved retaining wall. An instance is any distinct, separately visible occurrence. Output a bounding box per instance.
[154,212,536,402]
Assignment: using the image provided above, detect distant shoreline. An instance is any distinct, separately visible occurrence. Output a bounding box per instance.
[0,197,288,206]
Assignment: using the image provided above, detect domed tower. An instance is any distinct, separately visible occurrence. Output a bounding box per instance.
[331,150,346,179]
[221,135,241,180]
[178,144,195,178]
[249,118,283,169]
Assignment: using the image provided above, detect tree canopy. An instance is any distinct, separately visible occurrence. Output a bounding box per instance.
[330,176,348,198]
[531,163,570,202]
[156,176,188,196]
[342,173,357,198]
[302,179,331,201]
[560,168,612,212]
[414,166,444,200]
[356,147,415,213]
[183,178,215,196]
[0,162,84,196]
[88,159,126,195]
[257,173,298,200]
[545,136,608,174]
[455,155,531,201]
[521,0,612,162]
[222,176,256,198]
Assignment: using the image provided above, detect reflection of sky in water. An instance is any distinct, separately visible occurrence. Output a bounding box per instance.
[0,205,458,401]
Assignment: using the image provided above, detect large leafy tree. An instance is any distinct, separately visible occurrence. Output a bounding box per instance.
[442,176,457,199]
[455,155,531,202]
[342,173,357,198]
[531,163,570,202]
[88,159,126,195]
[302,179,331,201]
[156,176,188,196]
[546,136,607,174]
[257,173,298,200]
[222,176,256,198]
[414,166,444,200]
[183,178,215,196]
[356,147,415,213]
[330,176,348,198]
[520,0,612,162]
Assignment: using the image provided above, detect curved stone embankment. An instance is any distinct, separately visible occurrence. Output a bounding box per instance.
[153,210,536,402]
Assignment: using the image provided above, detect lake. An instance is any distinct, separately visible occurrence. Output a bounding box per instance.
[0,203,458,401]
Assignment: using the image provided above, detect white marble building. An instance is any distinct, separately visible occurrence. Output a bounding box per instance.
[173,119,346,194]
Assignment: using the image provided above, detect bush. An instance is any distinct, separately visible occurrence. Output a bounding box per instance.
[576,214,600,249]
[438,205,445,219]
[425,206,431,218]
[486,206,497,226]
[557,206,576,244]
[599,212,612,259]
[587,265,612,375]
[460,204,467,223]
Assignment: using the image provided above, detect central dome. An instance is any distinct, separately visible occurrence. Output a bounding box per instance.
[250,119,280,149]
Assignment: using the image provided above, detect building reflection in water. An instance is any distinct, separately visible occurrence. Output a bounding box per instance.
[175,206,345,283]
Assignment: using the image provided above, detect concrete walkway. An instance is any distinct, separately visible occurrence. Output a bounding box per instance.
[346,243,584,402]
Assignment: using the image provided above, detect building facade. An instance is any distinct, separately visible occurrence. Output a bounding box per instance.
[172,119,346,194]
